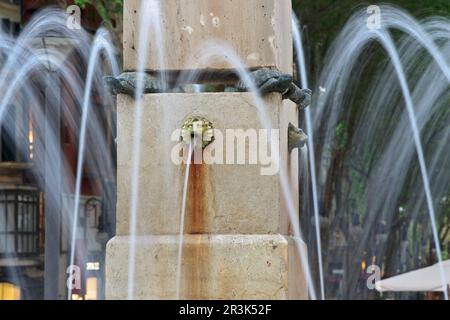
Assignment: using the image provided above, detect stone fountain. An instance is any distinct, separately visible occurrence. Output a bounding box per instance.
[106,0,308,300]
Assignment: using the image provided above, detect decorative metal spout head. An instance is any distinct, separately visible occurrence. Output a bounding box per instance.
[180,116,214,149]
[288,123,308,153]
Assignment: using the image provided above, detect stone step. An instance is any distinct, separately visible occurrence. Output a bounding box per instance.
[106,234,308,300]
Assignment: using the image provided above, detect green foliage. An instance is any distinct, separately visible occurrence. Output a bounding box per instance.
[293,0,450,81]
[74,0,123,28]
[294,2,450,294]
[335,122,348,150]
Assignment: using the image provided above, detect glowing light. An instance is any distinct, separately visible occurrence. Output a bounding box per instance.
[85,277,98,300]
[86,262,100,271]
[361,260,367,272]
[71,294,83,300]
[28,118,34,160]
[0,283,21,300]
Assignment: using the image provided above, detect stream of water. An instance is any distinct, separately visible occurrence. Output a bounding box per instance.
[1,3,449,301]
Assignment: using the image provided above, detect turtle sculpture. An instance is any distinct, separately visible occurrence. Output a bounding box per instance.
[103,72,177,96]
[104,69,312,109]
[288,122,308,153]
[229,68,312,110]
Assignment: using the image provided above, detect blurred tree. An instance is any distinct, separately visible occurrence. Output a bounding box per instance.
[293,0,450,299]
[293,0,450,84]
[74,0,123,54]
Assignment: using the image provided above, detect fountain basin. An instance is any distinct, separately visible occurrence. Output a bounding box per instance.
[106,234,308,299]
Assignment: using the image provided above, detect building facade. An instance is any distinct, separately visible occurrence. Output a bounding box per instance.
[0,0,116,300]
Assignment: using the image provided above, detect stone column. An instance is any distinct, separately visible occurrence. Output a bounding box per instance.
[106,0,308,300]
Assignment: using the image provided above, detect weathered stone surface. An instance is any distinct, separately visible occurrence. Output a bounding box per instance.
[109,0,307,301]
[116,92,298,236]
[123,0,293,73]
[106,235,308,300]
